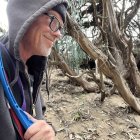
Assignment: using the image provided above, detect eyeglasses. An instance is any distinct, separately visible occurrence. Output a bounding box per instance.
[44,13,64,34]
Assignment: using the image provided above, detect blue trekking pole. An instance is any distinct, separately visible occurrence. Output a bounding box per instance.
[0,50,33,130]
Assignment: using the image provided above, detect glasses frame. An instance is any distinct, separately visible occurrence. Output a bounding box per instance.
[44,13,63,33]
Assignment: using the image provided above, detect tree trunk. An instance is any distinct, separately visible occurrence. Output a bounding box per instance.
[65,0,140,113]
[51,48,97,92]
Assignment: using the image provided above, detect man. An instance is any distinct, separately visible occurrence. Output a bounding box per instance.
[0,0,68,139]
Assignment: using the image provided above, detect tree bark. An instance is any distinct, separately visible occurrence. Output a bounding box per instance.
[66,3,140,113]
[51,48,97,92]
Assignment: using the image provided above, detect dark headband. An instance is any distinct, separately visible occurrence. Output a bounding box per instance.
[52,4,67,23]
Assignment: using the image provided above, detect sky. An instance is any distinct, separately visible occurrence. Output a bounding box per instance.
[0,0,8,30]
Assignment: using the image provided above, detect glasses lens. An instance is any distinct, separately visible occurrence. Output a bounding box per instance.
[50,18,60,32]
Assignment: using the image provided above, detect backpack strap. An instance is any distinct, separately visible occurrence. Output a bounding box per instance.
[1,44,26,111]
[0,43,25,139]
[9,108,25,140]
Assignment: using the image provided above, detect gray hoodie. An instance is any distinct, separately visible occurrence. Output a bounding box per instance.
[0,0,68,139]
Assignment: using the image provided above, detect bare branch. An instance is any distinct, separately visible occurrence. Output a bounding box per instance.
[124,0,140,29]
[66,11,140,114]
[119,0,125,31]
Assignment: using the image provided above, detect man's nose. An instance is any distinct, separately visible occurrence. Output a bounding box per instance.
[52,29,62,39]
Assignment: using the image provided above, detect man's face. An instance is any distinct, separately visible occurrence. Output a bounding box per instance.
[21,10,63,57]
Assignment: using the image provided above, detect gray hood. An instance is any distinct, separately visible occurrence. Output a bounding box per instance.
[7,0,68,61]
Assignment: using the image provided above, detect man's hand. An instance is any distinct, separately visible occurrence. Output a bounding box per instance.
[24,113,55,140]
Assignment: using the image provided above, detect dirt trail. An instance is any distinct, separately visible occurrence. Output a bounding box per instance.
[41,69,140,140]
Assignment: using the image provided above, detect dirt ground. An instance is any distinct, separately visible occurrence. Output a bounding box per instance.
[41,69,140,140]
